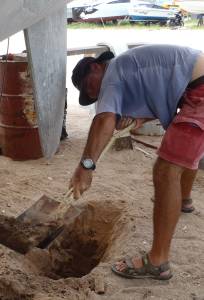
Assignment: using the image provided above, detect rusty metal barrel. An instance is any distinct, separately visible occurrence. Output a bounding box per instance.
[0,55,42,160]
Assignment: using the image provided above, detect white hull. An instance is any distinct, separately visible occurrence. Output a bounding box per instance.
[129,4,175,22]
[81,2,129,21]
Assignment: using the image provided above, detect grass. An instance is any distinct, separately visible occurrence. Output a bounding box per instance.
[67,18,204,30]
[184,18,204,29]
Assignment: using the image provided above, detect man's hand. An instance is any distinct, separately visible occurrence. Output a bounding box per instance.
[116,117,134,130]
[130,118,148,135]
[69,165,93,199]
[69,113,116,200]
[116,117,151,134]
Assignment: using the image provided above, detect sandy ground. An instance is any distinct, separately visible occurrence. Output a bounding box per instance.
[0,27,204,300]
[0,102,204,300]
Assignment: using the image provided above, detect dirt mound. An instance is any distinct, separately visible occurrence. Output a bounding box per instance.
[0,277,34,300]
[0,215,59,254]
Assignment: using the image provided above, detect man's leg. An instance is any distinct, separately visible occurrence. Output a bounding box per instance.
[180,169,197,212]
[116,157,183,271]
[149,158,183,265]
[150,168,197,211]
[149,166,197,266]
[181,169,197,199]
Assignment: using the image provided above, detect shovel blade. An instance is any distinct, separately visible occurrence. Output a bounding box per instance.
[15,195,82,251]
[0,194,62,254]
[17,194,61,224]
[38,204,82,249]
[0,195,82,254]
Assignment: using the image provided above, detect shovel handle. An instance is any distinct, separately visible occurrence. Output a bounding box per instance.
[98,122,135,162]
[61,187,74,204]
[65,187,74,198]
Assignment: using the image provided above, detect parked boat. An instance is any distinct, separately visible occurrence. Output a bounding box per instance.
[67,0,104,22]
[129,2,176,24]
[80,0,131,23]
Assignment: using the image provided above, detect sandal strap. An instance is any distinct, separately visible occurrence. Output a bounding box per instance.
[182,198,193,206]
[124,257,146,275]
[142,254,170,275]
[124,257,135,269]
[123,257,141,276]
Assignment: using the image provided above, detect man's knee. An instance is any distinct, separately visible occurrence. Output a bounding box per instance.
[153,157,183,186]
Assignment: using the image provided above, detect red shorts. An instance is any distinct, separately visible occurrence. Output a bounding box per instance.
[158,77,204,170]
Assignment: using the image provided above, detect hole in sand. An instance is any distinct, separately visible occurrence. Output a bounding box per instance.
[26,201,121,279]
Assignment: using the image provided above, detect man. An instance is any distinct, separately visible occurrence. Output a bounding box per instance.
[60,88,68,141]
[69,44,204,280]
[197,14,204,27]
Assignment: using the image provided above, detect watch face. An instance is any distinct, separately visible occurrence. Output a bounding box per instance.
[83,159,94,169]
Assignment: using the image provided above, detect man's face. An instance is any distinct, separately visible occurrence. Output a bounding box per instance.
[82,63,105,100]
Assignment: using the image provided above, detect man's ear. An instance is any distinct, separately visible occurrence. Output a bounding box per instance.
[90,62,103,73]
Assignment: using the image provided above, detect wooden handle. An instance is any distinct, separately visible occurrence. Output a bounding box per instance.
[98,122,135,162]
[65,188,73,198]
[60,187,74,204]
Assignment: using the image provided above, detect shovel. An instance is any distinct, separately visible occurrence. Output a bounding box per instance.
[2,123,135,252]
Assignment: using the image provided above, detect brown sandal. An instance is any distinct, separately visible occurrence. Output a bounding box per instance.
[111,253,172,280]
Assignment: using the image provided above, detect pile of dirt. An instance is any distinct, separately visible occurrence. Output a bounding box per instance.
[0,215,59,254]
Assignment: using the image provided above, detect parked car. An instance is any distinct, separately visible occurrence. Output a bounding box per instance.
[80,0,131,24]
[129,2,176,25]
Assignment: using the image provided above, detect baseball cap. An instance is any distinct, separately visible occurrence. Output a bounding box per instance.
[71,50,115,106]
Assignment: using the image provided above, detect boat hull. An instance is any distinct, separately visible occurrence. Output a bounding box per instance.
[81,15,126,22]
[130,15,172,21]
[129,3,175,23]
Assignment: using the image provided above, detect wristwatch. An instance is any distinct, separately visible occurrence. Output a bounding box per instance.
[80,158,96,170]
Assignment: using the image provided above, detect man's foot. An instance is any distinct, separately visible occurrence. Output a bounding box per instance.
[111,253,172,280]
[60,127,68,141]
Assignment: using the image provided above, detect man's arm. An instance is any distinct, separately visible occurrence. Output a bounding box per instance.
[69,112,116,199]
[82,112,116,161]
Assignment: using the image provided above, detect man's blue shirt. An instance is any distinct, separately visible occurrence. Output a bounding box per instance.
[96,44,202,129]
